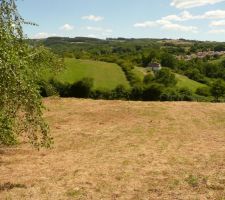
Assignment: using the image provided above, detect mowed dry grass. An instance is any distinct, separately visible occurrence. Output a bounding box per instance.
[1,98,225,200]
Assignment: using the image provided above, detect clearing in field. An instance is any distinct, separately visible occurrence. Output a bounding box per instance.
[175,73,206,92]
[1,98,225,199]
[55,59,130,90]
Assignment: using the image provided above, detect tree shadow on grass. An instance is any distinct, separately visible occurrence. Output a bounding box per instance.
[0,182,27,191]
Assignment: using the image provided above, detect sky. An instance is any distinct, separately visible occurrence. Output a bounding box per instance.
[17,0,225,41]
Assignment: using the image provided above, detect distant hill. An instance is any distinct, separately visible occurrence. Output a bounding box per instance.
[34,36,225,101]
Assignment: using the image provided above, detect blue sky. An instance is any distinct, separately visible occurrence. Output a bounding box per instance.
[17,0,225,41]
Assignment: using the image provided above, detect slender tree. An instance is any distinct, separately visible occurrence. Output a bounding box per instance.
[0,0,62,147]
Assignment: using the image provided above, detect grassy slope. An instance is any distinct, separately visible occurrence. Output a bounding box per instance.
[45,59,205,92]
[175,73,206,92]
[133,67,206,92]
[51,59,130,90]
[132,67,146,81]
[1,98,225,199]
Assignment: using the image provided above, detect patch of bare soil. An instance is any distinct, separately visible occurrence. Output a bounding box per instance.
[1,98,225,200]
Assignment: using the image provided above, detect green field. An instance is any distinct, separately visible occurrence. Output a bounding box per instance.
[53,59,130,90]
[132,67,146,81]
[133,67,205,92]
[45,59,206,92]
[175,73,206,92]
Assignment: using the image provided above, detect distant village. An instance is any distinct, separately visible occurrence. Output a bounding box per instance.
[177,51,225,61]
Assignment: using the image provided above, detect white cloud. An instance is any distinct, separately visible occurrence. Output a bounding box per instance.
[163,10,225,22]
[32,32,57,39]
[162,22,198,33]
[162,11,195,21]
[208,29,225,34]
[82,15,104,22]
[203,10,225,19]
[171,0,225,9]
[210,20,225,26]
[134,21,157,28]
[60,24,74,31]
[134,19,198,33]
[134,9,225,35]
[158,20,198,32]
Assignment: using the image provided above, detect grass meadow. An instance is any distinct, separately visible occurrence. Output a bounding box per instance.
[56,59,130,90]
[1,98,225,199]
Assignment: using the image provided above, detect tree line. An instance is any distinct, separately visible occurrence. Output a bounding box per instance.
[34,36,225,102]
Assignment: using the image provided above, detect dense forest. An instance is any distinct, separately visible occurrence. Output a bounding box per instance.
[31,37,225,102]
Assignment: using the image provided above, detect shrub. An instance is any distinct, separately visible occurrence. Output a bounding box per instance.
[196,87,211,97]
[118,61,142,86]
[143,83,163,101]
[0,115,17,145]
[210,79,225,102]
[38,80,58,97]
[185,175,199,188]
[160,88,180,101]
[69,77,94,98]
[178,87,194,101]
[143,73,154,85]
[155,68,177,87]
[110,85,130,100]
[160,52,177,69]
[185,68,206,83]
[90,89,111,100]
[130,84,144,100]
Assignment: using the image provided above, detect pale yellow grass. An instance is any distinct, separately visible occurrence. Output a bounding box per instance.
[0,98,225,200]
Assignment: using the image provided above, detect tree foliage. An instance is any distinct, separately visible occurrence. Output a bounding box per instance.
[160,52,177,69]
[70,77,94,98]
[211,80,225,101]
[0,0,63,147]
[155,68,177,87]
